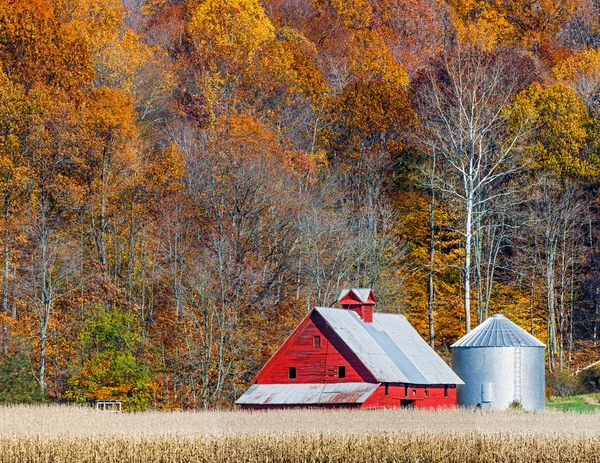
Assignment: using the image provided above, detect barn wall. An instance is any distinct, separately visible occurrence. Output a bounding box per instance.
[362,384,457,409]
[256,311,376,384]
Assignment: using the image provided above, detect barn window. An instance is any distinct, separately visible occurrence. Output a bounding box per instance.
[412,389,416,396]
[424,389,429,398]
[444,385,448,398]
[288,367,297,380]
[338,366,346,378]
[384,384,389,396]
[405,385,409,397]
[313,335,321,348]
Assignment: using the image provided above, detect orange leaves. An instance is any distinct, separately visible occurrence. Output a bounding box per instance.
[147,142,186,196]
[325,79,415,164]
[54,0,125,51]
[85,87,136,135]
[211,113,315,175]
[449,0,577,49]
[0,0,94,91]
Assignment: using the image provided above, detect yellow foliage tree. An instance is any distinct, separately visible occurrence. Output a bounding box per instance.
[348,29,408,87]
[511,83,600,177]
[54,0,175,123]
[52,0,124,51]
[188,0,275,61]
[253,28,328,106]
[330,0,372,29]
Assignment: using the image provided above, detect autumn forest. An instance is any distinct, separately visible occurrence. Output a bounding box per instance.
[1,0,600,409]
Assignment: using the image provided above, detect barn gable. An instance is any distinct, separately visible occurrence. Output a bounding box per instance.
[255,310,377,384]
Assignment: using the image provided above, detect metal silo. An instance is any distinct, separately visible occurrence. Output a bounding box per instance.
[451,314,545,410]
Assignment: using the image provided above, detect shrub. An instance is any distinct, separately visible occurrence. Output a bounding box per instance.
[0,353,44,404]
[508,400,523,410]
[577,367,600,393]
[67,308,151,411]
[67,351,151,411]
[547,371,582,397]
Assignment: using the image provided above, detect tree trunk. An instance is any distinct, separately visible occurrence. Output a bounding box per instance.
[1,187,9,357]
[464,190,474,333]
[427,151,436,348]
[546,242,557,372]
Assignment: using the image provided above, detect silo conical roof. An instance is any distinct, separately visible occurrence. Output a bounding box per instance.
[451,314,545,348]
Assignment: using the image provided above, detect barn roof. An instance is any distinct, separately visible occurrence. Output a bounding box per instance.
[314,307,463,385]
[451,314,545,348]
[235,382,378,405]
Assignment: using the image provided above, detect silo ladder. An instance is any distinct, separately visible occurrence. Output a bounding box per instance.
[514,347,522,404]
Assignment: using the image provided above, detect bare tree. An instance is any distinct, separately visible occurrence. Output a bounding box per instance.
[525,176,590,371]
[414,45,533,333]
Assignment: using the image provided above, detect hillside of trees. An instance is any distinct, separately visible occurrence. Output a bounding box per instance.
[1,0,600,409]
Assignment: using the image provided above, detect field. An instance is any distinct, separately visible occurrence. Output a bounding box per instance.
[1,406,600,462]
[547,394,600,413]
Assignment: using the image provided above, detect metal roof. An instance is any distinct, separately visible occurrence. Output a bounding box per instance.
[314,307,464,385]
[235,382,378,405]
[451,314,545,348]
[338,288,373,304]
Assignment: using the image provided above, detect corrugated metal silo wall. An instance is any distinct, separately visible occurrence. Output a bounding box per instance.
[452,346,545,410]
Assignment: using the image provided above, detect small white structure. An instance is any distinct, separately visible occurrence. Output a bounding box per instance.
[451,314,545,410]
[95,400,122,412]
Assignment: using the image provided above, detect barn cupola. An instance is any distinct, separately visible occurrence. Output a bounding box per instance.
[337,288,377,323]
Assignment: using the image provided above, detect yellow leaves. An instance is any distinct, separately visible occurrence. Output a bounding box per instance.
[512,83,600,178]
[148,142,186,195]
[56,0,176,116]
[80,86,138,188]
[308,149,329,174]
[451,4,515,50]
[188,0,275,60]
[97,29,151,89]
[552,48,600,112]
[348,30,408,87]
[553,49,600,84]
[253,28,328,105]
[330,0,372,29]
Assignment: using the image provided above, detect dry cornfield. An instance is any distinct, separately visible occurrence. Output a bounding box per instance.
[1,406,600,462]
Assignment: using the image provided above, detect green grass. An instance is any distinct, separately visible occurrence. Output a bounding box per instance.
[547,394,600,413]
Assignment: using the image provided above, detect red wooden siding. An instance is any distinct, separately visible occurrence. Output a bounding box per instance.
[255,311,377,384]
[361,384,456,409]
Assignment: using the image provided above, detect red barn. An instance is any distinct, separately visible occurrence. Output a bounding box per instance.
[236,289,463,409]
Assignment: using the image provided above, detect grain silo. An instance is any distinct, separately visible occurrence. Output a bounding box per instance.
[451,314,545,410]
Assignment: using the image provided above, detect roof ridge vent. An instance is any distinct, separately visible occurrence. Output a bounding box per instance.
[337,288,376,322]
